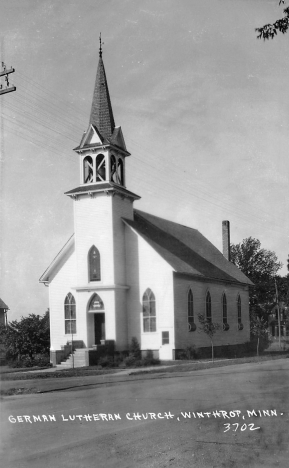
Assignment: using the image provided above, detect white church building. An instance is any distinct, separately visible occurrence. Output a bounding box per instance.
[40,46,252,366]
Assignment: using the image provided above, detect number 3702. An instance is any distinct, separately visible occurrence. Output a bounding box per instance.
[223,423,260,432]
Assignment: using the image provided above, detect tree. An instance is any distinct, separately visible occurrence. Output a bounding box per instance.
[256,1,289,39]
[230,237,283,316]
[197,313,220,362]
[0,311,50,363]
[129,337,141,359]
[250,314,269,356]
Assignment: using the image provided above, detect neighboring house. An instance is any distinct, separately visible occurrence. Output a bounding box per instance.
[0,298,9,327]
[0,298,9,364]
[40,47,253,365]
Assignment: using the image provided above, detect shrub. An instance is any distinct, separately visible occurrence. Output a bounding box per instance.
[129,337,141,359]
[142,350,160,366]
[8,354,51,368]
[123,355,137,367]
[98,356,114,368]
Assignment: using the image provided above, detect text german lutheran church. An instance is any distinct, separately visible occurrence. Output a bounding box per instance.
[40,45,252,366]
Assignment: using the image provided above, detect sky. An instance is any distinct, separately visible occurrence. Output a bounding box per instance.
[0,0,288,321]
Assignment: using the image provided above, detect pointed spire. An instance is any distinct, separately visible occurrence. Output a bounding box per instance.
[89,35,115,139]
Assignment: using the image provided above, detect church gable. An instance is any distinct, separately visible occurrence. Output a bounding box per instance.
[80,124,104,148]
[39,235,75,283]
[109,126,127,151]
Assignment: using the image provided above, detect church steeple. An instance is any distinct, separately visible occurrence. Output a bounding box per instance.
[89,35,115,139]
[66,40,140,203]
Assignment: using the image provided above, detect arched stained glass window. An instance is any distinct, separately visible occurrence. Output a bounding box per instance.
[222,293,227,324]
[206,291,212,322]
[142,288,156,332]
[88,246,101,282]
[64,293,76,334]
[237,295,242,324]
[88,293,105,312]
[188,289,194,321]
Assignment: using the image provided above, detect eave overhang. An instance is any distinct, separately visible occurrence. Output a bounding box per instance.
[39,234,75,284]
[73,142,130,157]
[65,182,140,201]
[173,271,251,288]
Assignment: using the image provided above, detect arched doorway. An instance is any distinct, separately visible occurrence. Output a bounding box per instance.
[88,294,105,345]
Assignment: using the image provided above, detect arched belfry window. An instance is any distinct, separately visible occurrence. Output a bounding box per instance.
[83,156,93,184]
[64,293,76,334]
[206,291,212,322]
[110,155,117,183]
[142,288,156,332]
[88,293,105,312]
[88,246,101,282]
[118,159,124,185]
[96,154,106,182]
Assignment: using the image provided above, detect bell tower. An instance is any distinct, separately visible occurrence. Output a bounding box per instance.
[66,35,137,198]
[65,38,140,350]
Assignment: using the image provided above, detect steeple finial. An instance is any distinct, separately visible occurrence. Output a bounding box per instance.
[99,33,102,58]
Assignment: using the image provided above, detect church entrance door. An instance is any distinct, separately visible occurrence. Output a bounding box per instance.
[94,313,105,345]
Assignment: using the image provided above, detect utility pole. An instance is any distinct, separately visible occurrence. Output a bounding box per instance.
[274,277,281,350]
[0,62,16,95]
[0,36,16,300]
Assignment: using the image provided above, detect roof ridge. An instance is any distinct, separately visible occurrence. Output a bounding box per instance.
[134,209,199,233]
[132,212,238,282]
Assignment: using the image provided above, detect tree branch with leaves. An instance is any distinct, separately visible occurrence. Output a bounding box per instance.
[256,1,289,39]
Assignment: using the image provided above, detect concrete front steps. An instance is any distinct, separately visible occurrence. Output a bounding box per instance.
[56,348,87,369]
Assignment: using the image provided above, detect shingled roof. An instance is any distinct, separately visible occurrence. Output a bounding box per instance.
[89,56,115,139]
[123,210,253,285]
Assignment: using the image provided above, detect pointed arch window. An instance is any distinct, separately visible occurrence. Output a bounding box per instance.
[96,154,106,182]
[142,288,156,332]
[88,246,101,282]
[206,291,212,322]
[222,293,227,324]
[188,289,196,332]
[188,289,194,321]
[64,293,76,334]
[237,295,242,324]
[88,293,105,312]
[83,156,94,184]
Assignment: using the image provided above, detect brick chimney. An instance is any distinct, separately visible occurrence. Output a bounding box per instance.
[222,220,231,261]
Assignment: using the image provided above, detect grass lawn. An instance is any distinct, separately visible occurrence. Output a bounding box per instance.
[0,367,121,381]
[131,353,289,375]
[1,352,287,383]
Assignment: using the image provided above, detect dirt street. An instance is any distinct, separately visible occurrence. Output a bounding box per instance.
[1,359,289,468]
